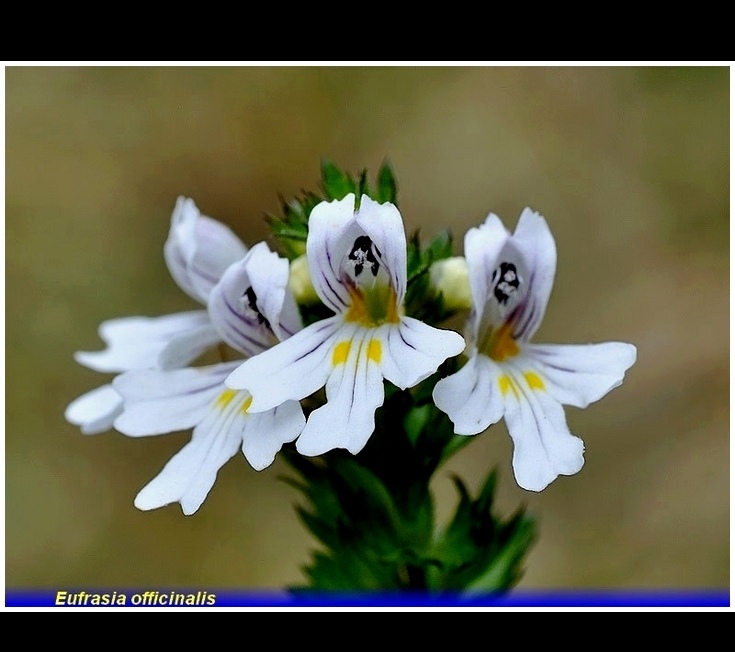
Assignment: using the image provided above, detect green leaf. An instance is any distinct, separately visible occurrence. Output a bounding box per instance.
[424,228,453,262]
[265,192,321,259]
[296,548,402,591]
[431,476,479,569]
[429,468,537,593]
[321,159,356,200]
[464,510,537,595]
[357,168,369,199]
[266,160,401,260]
[474,468,498,515]
[375,159,398,204]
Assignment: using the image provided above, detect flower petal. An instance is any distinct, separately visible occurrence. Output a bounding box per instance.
[296,329,384,456]
[432,354,505,435]
[207,246,278,357]
[507,208,557,342]
[306,194,357,313]
[208,242,302,357]
[464,213,510,337]
[113,363,237,436]
[242,242,303,341]
[164,196,248,304]
[158,324,222,370]
[74,311,212,373]
[355,195,407,304]
[379,317,465,390]
[241,401,305,471]
[225,316,343,412]
[65,384,123,435]
[501,369,584,492]
[524,342,637,408]
[466,209,557,348]
[134,388,253,515]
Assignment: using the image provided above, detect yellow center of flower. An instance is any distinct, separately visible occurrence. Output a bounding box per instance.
[481,322,520,362]
[345,284,401,327]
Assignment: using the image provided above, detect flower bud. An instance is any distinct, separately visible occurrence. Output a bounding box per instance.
[429,257,471,311]
[288,254,320,305]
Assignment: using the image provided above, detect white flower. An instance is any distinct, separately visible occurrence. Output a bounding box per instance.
[225,193,466,457]
[432,209,637,492]
[113,242,306,515]
[65,197,246,434]
[164,196,249,304]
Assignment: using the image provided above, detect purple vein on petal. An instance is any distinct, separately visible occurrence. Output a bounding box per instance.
[293,322,335,363]
[192,263,220,285]
[222,298,271,355]
[320,249,347,311]
[513,271,537,340]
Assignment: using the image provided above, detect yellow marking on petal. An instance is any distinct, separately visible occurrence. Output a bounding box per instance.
[367,339,382,364]
[487,323,520,362]
[524,371,545,391]
[216,389,238,410]
[498,374,518,398]
[332,340,351,366]
[240,395,253,415]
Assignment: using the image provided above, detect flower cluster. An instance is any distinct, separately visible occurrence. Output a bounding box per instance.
[67,178,636,515]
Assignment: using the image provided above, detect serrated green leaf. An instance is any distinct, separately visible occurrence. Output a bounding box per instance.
[428,471,537,592]
[270,226,308,241]
[425,229,453,261]
[463,512,537,594]
[303,548,402,591]
[405,231,425,283]
[328,457,403,547]
[432,476,476,567]
[321,159,356,200]
[476,469,498,515]
[357,168,369,199]
[265,191,318,259]
[299,551,367,591]
[376,159,398,204]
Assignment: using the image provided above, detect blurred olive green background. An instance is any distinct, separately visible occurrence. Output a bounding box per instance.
[6,66,729,593]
